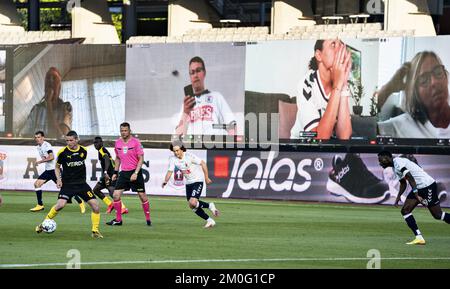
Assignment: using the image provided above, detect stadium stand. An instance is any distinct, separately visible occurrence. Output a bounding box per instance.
[0,30,73,45]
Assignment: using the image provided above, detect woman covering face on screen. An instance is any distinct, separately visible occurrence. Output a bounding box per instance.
[290,39,353,140]
[378,51,450,138]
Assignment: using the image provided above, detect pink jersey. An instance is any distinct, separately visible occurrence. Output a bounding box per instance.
[114,136,144,171]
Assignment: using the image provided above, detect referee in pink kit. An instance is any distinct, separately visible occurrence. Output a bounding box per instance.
[107,122,152,226]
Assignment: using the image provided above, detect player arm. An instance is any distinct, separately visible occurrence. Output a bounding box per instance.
[55,162,62,187]
[103,155,111,173]
[37,151,54,165]
[114,156,121,172]
[400,168,424,204]
[404,172,422,203]
[395,178,407,205]
[200,160,212,184]
[404,172,418,191]
[134,155,144,175]
[162,170,173,188]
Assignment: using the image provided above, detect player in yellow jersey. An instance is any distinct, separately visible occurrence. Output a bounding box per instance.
[35,131,103,238]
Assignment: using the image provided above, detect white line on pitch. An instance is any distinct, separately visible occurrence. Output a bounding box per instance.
[2,257,450,268]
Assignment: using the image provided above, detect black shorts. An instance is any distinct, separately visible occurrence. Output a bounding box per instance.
[186,182,203,201]
[58,183,96,203]
[407,182,439,208]
[38,170,57,183]
[115,170,145,193]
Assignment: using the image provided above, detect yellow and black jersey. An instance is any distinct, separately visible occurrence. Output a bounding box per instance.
[56,145,88,185]
[98,146,115,176]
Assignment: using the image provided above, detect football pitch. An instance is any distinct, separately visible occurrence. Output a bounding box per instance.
[1,191,450,269]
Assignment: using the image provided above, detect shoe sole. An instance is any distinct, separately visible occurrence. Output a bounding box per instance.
[30,208,44,212]
[406,242,426,245]
[326,179,390,204]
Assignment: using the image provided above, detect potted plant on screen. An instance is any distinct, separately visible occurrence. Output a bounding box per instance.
[349,79,363,116]
[370,89,378,117]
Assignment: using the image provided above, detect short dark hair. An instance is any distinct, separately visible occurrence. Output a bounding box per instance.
[120,122,130,129]
[94,136,102,142]
[35,131,45,137]
[189,56,206,72]
[170,140,186,152]
[66,130,78,139]
[377,150,392,158]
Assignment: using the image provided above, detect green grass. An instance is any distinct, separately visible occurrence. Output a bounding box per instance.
[0,191,450,269]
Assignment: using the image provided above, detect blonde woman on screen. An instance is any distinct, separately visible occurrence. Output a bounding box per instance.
[378,51,450,138]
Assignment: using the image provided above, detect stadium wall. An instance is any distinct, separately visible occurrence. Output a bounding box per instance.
[1,144,449,207]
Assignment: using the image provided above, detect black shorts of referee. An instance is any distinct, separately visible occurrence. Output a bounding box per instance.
[115,170,145,193]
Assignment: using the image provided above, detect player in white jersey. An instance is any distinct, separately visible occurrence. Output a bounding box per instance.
[30,131,85,213]
[175,56,236,136]
[378,150,450,245]
[162,141,220,228]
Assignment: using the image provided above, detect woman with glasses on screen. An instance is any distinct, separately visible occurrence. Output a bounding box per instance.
[378,51,450,138]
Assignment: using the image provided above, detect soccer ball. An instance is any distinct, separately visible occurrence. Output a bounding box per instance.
[41,219,57,233]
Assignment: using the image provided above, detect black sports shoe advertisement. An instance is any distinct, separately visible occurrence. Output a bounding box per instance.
[207,151,450,207]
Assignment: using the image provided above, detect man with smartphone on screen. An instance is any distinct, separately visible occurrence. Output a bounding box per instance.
[175,56,237,136]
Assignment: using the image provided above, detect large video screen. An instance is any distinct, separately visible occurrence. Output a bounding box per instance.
[6,36,450,148]
[13,44,126,139]
[125,42,245,140]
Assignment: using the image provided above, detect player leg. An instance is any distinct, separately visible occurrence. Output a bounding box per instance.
[187,182,215,228]
[35,198,67,233]
[31,178,47,211]
[197,194,220,217]
[106,183,128,214]
[93,181,113,213]
[77,184,103,238]
[73,194,86,214]
[137,191,151,226]
[428,204,450,224]
[425,183,450,224]
[401,193,424,245]
[88,198,103,238]
[106,188,124,225]
[133,172,151,226]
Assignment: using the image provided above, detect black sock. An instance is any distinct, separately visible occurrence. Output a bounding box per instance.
[443,212,450,224]
[198,200,209,209]
[93,189,105,200]
[107,187,114,198]
[194,208,209,220]
[36,190,43,206]
[404,214,420,236]
[74,195,83,204]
